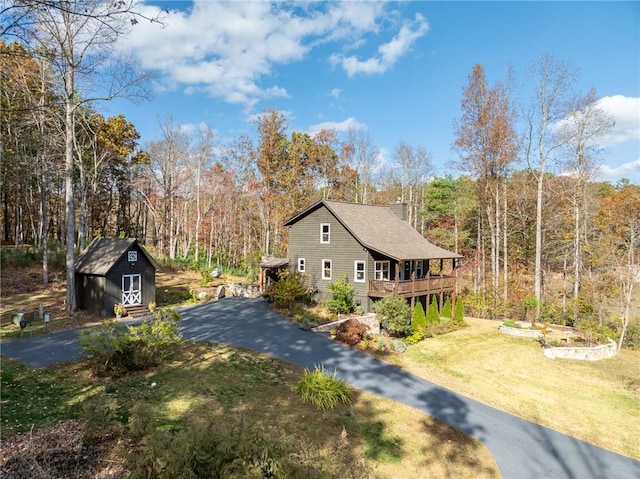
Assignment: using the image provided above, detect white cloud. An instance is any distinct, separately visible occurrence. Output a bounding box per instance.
[597,158,640,182]
[118,1,407,109]
[330,88,342,99]
[594,96,640,147]
[308,117,366,135]
[336,13,429,77]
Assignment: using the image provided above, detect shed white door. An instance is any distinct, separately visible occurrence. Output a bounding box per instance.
[122,274,142,306]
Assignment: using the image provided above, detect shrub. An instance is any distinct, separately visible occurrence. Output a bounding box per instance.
[454,296,465,325]
[266,271,312,310]
[296,365,353,411]
[522,295,538,321]
[326,274,356,314]
[79,309,182,377]
[426,296,440,325]
[623,321,640,350]
[411,302,426,335]
[336,319,369,346]
[441,297,452,319]
[425,316,456,337]
[373,295,411,336]
[405,330,424,344]
[199,269,213,287]
[127,403,371,479]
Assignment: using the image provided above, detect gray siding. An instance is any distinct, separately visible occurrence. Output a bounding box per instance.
[77,243,156,318]
[288,205,376,311]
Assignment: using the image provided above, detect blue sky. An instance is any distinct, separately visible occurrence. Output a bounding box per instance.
[108,1,640,184]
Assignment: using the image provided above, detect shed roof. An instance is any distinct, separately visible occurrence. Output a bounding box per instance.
[260,258,289,268]
[284,200,462,261]
[75,238,159,275]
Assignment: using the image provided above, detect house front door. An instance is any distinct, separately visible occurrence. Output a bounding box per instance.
[122,274,142,306]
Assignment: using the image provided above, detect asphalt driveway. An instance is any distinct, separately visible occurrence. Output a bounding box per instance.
[2,297,639,479]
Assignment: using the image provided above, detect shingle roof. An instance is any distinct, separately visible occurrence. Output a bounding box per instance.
[75,238,158,275]
[285,200,462,261]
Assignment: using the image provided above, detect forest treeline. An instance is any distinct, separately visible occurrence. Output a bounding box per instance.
[0,2,637,347]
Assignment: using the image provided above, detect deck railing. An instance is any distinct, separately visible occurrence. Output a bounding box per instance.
[368,275,454,297]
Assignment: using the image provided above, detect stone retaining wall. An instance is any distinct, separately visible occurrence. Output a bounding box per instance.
[543,340,617,361]
[498,324,543,338]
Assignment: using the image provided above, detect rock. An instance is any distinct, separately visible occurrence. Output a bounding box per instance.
[216,285,226,299]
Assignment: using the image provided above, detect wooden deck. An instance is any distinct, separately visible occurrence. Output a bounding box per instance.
[368,275,454,298]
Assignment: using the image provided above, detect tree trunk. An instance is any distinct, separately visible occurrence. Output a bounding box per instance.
[65,80,77,314]
[534,167,544,320]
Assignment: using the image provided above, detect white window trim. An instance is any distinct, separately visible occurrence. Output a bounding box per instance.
[374,261,390,280]
[322,259,332,280]
[298,258,306,273]
[320,223,330,244]
[354,260,366,283]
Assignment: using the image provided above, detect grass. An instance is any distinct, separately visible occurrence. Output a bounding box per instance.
[0,341,499,478]
[400,317,640,460]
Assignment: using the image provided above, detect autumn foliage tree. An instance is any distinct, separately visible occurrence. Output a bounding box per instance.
[453,64,518,310]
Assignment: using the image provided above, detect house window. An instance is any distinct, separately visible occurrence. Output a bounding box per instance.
[354,261,365,283]
[298,258,305,273]
[416,260,423,279]
[127,251,138,262]
[374,261,390,280]
[320,223,330,243]
[322,259,332,280]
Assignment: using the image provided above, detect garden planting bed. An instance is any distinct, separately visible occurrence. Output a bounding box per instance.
[498,322,543,338]
[312,313,379,335]
[542,339,618,361]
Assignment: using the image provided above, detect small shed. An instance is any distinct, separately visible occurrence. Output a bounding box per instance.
[75,238,158,317]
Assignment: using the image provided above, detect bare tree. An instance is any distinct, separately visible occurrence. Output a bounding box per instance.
[394,141,433,230]
[192,125,216,263]
[522,54,577,319]
[344,126,379,204]
[5,0,160,313]
[146,116,190,259]
[556,89,614,300]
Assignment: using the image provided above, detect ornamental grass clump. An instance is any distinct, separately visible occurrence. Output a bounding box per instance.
[296,365,353,411]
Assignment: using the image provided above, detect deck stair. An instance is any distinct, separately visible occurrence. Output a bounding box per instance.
[123,305,152,318]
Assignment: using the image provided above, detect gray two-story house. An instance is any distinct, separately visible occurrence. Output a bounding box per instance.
[284,199,462,313]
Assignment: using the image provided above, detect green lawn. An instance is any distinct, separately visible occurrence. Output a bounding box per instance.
[400,317,640,460]
[1,341,499,478]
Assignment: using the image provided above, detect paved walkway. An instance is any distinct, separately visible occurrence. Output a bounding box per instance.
[2,298,639,479]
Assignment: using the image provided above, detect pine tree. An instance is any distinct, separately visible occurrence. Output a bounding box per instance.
[454,297,466,325]
[441,297,452,319]
[426,296,440,325]
[411,302,427,333]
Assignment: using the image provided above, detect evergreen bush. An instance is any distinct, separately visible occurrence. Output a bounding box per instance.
[411,302,426,335]
[426,296,440,325]
[441,297,452,319]
[454,297,466,325]
[326,274,356,314]
[373,295,411,336]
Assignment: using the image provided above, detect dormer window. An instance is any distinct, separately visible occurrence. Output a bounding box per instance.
[320,223,330,243]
